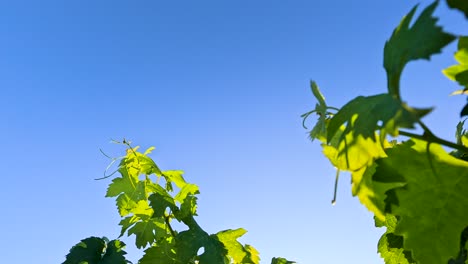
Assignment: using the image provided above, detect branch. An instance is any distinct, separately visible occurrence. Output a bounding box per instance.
[398,128,468,154]
[165,214,177,238]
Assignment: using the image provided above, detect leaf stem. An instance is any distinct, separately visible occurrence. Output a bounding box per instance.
[165,214,177,238]
[398,128,468,153]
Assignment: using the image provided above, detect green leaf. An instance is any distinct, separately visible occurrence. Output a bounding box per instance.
[148,192,177,218]
[447,0,468,18]
[376,139,468,263]
[244,245,260,264]
[140,230,228,264]
[127,215,167,249]
[444,37,468,91]
[178,195,198,219]
[302,81,332,142]
[376,215,415,264]
[163,170,188,189]
[106,167,139,198]
[215,228,259,264]
[384,1,455,98]
[271,257,296,264]
[174,229,206,263]
[139,237,178,264]
[327,94,431,142]
[322,124,386,172]
[351,164,405,221]
[63,237,129,264]
[101,240,131,264]
[462,101,468,117]
[174,184,200,203]
[197,235,228,264]
[324,94,430,171]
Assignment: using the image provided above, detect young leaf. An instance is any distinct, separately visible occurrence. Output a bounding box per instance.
[215,228,259,264]
[443,37,468,95]
[384,1,455,98]
[302,81,333,142]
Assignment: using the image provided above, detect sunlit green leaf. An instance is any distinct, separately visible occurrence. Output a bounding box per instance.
[215,228,259,264]
[443,37,468,95]
[174,184,200,203]
[376,215,415,264]
[376,140,468,264]
[351,164,405,221]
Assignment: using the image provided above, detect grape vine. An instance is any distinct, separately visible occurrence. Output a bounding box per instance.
[303,1,468,263]
[63,140,294,264]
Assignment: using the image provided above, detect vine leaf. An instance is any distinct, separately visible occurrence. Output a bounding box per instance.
[215,228,260,264]
[139,237,178,264]
[452,119,468,160]
[127,215,167,249]
[351,164,405,221]
[447,0,468,18]
[443,37,468,116]
[327,94,431,142]
[63,237,130,264]
[325,94,431,171]
[376,140,468,264]
[302,81,330,142]
[375,215,415,264]
[271,257,296,264]
[384,1,455,98]
[444,37,468,93]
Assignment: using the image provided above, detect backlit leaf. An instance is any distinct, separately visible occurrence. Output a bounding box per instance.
[376,140,468,263]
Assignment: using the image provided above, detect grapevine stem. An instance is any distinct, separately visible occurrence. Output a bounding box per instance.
[331,168,340,205]
[398,128,468,153]
[165,214,177,238]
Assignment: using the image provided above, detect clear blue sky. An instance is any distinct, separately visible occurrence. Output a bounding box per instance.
[1,1,467,263]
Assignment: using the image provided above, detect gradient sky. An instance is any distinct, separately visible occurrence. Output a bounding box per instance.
[1,1,467,263]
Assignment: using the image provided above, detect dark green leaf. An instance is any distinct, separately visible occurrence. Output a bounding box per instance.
[271,257,296,264]
[327,94,431,143]
[63,237,129,264]
[447,0,468,18]
[384,1,455,98]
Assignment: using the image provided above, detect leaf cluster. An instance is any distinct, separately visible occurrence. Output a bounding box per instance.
[63,145,294,264]
[304,1,468,263]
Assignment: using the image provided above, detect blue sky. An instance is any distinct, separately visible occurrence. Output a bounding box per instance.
[1,1,467,263]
